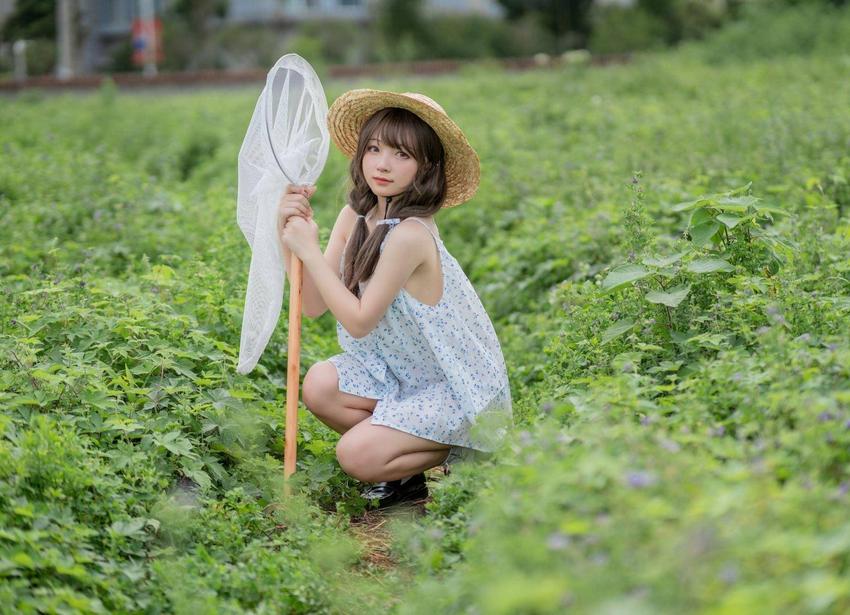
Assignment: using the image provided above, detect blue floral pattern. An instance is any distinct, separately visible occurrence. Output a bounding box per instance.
[326,217,513,466]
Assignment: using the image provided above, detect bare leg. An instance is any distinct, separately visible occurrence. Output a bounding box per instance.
[336,422,451,483]
[302,361,378,435]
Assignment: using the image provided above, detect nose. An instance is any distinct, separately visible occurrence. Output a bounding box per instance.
[376,151,393,171]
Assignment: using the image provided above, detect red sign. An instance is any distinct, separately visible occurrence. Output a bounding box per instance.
[132,18,164,65]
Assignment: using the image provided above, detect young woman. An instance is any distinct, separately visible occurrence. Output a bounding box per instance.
[278,90,512,508]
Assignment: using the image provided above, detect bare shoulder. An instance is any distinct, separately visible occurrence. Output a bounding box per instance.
[382,218,434,262]
[336,204,358,243]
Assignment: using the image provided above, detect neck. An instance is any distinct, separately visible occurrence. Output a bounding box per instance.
[375,196,388,219]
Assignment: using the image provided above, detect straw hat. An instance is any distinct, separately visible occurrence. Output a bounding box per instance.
[327,89,480,208]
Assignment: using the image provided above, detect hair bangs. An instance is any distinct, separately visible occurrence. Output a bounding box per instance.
[365,108,423,161]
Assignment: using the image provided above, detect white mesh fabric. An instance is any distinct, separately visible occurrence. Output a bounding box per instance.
[236,54,329,375]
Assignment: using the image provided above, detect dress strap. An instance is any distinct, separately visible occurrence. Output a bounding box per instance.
[403,217,442,244]
[377,217,443,256]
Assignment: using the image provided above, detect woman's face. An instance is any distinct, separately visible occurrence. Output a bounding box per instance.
[361,135,419,199]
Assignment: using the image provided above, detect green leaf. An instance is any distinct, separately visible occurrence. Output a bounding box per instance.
[157,432,198,459]
[182,469,211,491]
[689,207,716,228]
[715,195,759,211]
[110,517,147,537]
[121,564,147,582]
[642,250,690,267]
[686,258,735,273]
[754,203,787,215]
[671,197,710,212]
[602,264,651,292]
[727,181,753,196]
[601,319,636,343]
[670,330,698,344]
[689,221,721,246]
[716,213,743,229]
[645,285,691,308]
[11,552,36,569]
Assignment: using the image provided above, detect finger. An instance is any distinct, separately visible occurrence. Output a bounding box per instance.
[288,194,309,207]
[281,201,309,218]
[282,203,309,217]
[285,184,305,195]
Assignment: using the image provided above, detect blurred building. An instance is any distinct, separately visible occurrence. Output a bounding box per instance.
[71,0,504,72]
[227,0,504,23]
[0,0,14,26]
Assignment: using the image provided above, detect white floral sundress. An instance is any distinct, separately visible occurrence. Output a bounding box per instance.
[327,216,513,466]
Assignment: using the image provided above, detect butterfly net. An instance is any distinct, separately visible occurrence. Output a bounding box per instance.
[236,54,329,375]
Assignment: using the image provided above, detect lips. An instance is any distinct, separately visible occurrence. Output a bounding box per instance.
[373,177,392,183]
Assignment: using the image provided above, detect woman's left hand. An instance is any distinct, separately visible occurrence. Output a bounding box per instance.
[281,214,320,259]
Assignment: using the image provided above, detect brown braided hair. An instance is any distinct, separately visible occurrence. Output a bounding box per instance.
[342,107,447,298]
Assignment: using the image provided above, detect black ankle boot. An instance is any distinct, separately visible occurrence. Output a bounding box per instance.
[360,472,428,509]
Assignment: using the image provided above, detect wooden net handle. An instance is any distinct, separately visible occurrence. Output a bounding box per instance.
[284,251,303,492]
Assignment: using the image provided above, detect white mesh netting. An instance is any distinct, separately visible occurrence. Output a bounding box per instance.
[236,54,329,375]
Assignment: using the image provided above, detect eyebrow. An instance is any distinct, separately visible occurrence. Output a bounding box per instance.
[367,138,409,152]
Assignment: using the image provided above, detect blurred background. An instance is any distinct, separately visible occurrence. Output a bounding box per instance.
[1,0,847,83]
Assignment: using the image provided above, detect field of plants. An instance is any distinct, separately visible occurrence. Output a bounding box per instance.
[2,12,850,613]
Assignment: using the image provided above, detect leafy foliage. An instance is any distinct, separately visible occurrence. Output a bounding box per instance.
[2,25,850,612]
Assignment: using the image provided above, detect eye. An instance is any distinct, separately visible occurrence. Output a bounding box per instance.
[367,145,378,152]
[397,151,410,159]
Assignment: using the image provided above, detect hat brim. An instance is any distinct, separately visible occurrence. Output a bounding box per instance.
[327,89,480,208]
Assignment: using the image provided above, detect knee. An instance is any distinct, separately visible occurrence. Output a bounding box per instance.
[335,434,382,483]
[302,361,337,415]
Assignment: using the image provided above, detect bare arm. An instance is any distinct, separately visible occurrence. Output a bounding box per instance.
[298,220,429,337]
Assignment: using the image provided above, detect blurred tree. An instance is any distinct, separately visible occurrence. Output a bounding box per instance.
[496,0,593,52]
[374,0,432,61]
[1,0,55,41]
[169,0,229,32]
[638,0,734,44]
[162,0,229,70]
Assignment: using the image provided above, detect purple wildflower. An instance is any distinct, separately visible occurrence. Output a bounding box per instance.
[626,470,657,488]
[591,551,610,565]
[719,562,739,584]
[659,437,680,453]
[546,532,571,551]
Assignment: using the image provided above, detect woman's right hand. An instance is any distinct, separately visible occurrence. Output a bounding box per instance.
[278,184,316,243]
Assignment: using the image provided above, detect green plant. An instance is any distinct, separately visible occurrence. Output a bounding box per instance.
[600,182,795,341]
